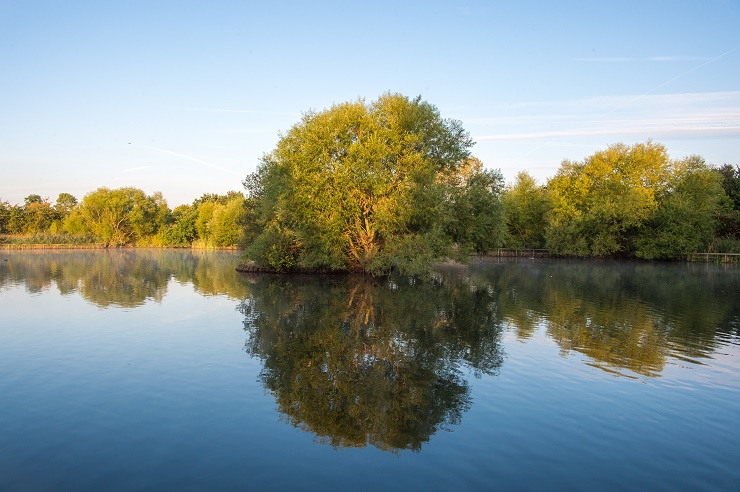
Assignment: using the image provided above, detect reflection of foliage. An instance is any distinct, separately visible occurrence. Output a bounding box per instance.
[0,250,250,307]
[465,259,740,377]
[239,274,506,452]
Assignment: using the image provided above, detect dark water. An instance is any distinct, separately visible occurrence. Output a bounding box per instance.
[1,250,739,491]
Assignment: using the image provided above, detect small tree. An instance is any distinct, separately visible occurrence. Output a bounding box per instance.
[0,199,10,233]
[71,187,168,246]
[502,172,549,249]
[208,195,247,246]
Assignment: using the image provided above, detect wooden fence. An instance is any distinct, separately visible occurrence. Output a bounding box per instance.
[487,248,553,258]
[685,253,740,263]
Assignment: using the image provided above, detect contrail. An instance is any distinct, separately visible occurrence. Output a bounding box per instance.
[600,44,740,119]
[150,147,241,176]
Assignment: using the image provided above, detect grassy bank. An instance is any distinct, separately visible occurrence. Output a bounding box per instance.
[0,234,242,250]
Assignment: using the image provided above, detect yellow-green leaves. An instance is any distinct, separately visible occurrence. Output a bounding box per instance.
[545,142,728,258]
[546,141,670,256]
[243,93,488,275]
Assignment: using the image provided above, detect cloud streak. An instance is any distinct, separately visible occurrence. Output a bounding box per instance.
[575,56,712,62]
[476,125,740,142]
[149,147,241,176]
[470,91,740,143]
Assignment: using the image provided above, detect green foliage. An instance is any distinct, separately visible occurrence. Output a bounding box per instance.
[447,161,507,255]
[190,193,247,248]
[209,196,247,246]
[54,193,78,216]
[546,141,670,256]
[717,164,740,210]
[2,198,60,235]
[69,187,168,246]
[158,204,198,246]
[243,93,501,275]
[502,171,549,248]
[716,164,740,238]
[194,201,216,242]
[0,199,9,233]
[246,224,301,272]
[635,156,727,259]
[24,194,43,206]
[4,187,246,248]
[545,142,731,258]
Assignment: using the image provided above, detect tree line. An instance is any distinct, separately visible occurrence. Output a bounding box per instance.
[505,142,740,259]
[240,93,740,275]
[3,93,739,263]
[0,188,248,248]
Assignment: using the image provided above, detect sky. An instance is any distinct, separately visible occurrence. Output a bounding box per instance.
[1,0,739,207]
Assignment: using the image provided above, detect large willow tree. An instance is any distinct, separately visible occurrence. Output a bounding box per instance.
[243,93,504,275]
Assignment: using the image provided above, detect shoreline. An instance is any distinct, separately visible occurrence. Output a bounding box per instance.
[0,244,242,251]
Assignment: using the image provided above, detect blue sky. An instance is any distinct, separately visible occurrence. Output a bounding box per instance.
[1,0,739,206]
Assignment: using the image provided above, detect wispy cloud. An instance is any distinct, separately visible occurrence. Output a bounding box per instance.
[471,91,740,142]
[575,56,712,62]
[150,147,241,176]
[647,56,713,62]
[476,125,740,142]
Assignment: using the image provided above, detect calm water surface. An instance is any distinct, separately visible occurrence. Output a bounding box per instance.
[1,249,739,491]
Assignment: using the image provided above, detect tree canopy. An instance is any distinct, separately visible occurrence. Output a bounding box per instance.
[542,141,731,258]
[502,171,550,249]
[242,93,504,275]
[65,187,168,246]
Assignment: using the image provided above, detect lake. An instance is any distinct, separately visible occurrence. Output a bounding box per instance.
[1,249,739,491]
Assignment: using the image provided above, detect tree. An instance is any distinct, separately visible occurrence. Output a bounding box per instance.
[717,164,740,210]
[194,200,216,243]
[208,195,247,246]
[716,164,740,238]
[243,93,499,275]
[186,192,248,247]
[0,199,9,233]
[447,159,507,254]
[70,187,168,246]
[546,141,670,256]
[502,171,549,248]
[5,196,58,234]
[635,156,727,258]
[54,193,78,216]
[159,204,198,246]
[22,200,58,233]
[24,194,43,206]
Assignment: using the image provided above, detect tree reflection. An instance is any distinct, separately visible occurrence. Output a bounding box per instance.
[0,249,250,307]
[464,259,740,378]
[238,274,506,452]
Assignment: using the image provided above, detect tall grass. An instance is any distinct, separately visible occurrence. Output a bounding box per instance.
[0,233,99,245]
[708,238,740,254]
